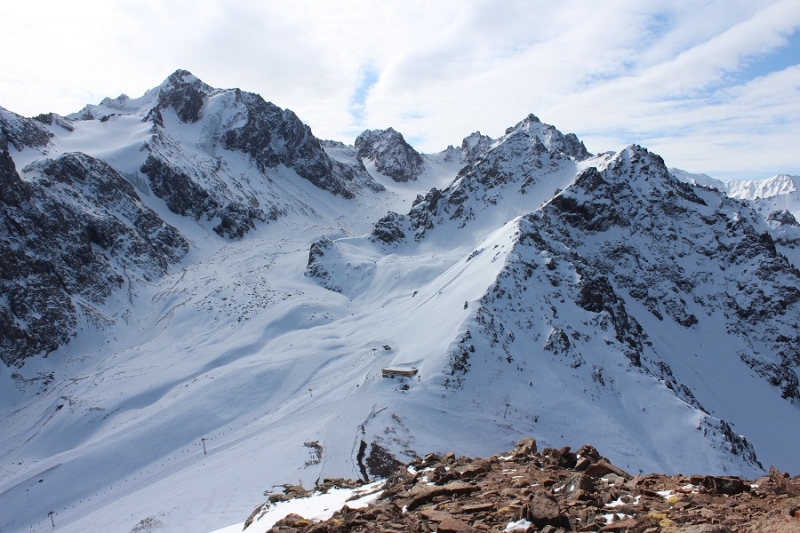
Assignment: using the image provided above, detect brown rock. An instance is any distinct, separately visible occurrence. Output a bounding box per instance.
[360,500,401,520]
[512,437,537,458]
[559,446,578,469]
[244,502,268,530]
[661,526,733,533]
[402,482,481,510]
[462,502,495,513]
[458,459,492,480]
[574,456,593,472]
[526,492,565,529]
[598,517,639,531]
[584,460,631,479]
[422,453,442,464]
[577,444,602,461]
[420,510,452,522]
[272,513,311,528]
[573,473,596,494]
[701,476,750,496]
[438,517,474,533]
[246,437,800,533]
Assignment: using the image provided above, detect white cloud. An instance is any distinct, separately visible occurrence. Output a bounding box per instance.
[0,0,797,179]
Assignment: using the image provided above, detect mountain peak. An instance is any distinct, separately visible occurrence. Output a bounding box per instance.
[501,113,590,160]
[166,68,200,85]
[355,127,425,182]
[159,69,213,97]
[460,131,494,164]
[149,69,214,124]
[523,112,542,124]
[728,173,799,198]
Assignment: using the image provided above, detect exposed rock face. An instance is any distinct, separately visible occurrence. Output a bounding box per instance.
[355,128,426,182]
[352,117,799,471]
[153,69,209,124]
[1,70,390,365]
[139,73,367,236]
[0,138,187,365]
[767,209,799,226]
[139,153,268,239]
[454,145,796,459]
[459,131,494,164]
[304,237,343,293]
[220,90,366,199]
[254,438,800,533]
[368,124,799,416]
[32,112,74,132]
[369,212,407,244]
[0,106,52,150]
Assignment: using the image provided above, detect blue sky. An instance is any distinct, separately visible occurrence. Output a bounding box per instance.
[348,66,380,126]
[734,30,800,82]
[1,0,798,180]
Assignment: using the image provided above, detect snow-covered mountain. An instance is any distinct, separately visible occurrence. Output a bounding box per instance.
[354,128,425,183]
[671,168,800,220]
[1,71,799,533]
[0,109,189,367]
[671,168,800,264]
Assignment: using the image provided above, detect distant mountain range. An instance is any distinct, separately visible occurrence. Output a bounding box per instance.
[0,70,798,533]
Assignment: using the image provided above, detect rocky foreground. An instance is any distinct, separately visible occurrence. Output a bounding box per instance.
[258,438,800,533]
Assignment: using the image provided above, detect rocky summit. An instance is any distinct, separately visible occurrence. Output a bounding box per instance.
[355,128,426,182]
[256,438,800,533]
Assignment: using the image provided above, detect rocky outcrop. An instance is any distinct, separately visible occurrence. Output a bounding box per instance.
[459,131,494,164]
[32,112,75,132]
[359,120,796,471]
[516,148,795,401]
[139,153,269,239]
[355,128,426,182]
[254,438,800,533]
[152,69,209,124]
[304,237,343,293]
[220,90,367,199]
[0,106,52,150]
[0,146,187,366]
[370,212,407,244]
[767,209,799,226]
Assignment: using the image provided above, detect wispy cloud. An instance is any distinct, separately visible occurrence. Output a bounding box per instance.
[0,0,797,179]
